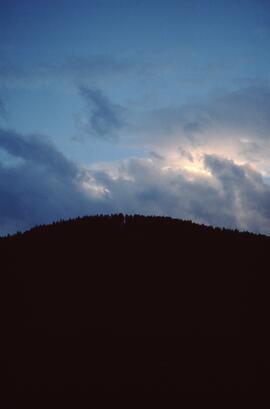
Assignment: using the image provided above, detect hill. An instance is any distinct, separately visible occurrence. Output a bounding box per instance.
[0,215,269,408]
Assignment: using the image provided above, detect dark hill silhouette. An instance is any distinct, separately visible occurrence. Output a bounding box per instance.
[0,215,269,408]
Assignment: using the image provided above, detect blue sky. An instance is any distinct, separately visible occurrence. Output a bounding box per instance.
[1,0,270,234]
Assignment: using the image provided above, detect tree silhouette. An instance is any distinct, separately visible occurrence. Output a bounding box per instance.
[0,214,269,408]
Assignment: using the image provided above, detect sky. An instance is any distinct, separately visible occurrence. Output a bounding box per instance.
[0,0,270,235]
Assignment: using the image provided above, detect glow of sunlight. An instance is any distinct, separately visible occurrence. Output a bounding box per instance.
[161,151,212,177]
[81,179,110,198]
[183,163,211,176]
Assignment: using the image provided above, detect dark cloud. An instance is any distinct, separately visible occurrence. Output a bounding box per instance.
[78,86,126,141]
[0,128,109,235]
[0,129,77,177]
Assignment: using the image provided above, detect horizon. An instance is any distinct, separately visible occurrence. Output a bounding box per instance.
[1,213,269,240]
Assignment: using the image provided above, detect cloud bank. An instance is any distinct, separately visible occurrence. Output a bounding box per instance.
[89,155,270,235]
[1,83,270,236]
[0,127,270,236]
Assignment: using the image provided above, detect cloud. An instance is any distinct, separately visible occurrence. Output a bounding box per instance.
[2,81,270,237]
[0,129,77,177]
[134,84,270,176]
[0,128,110,235]
[145,85,270,141]
[204,155,270,233]
[0,129,270,236]
[89,155,270,235]
[205,85,270,137]
[78,86,126,141]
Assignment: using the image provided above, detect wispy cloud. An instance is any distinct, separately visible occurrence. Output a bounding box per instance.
[0,55,141,89]
[77,86,126,141]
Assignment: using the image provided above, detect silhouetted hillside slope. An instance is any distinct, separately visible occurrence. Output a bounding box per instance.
[0,215,269,408]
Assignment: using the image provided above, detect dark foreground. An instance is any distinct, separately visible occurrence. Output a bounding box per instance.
[0,215,269,408]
